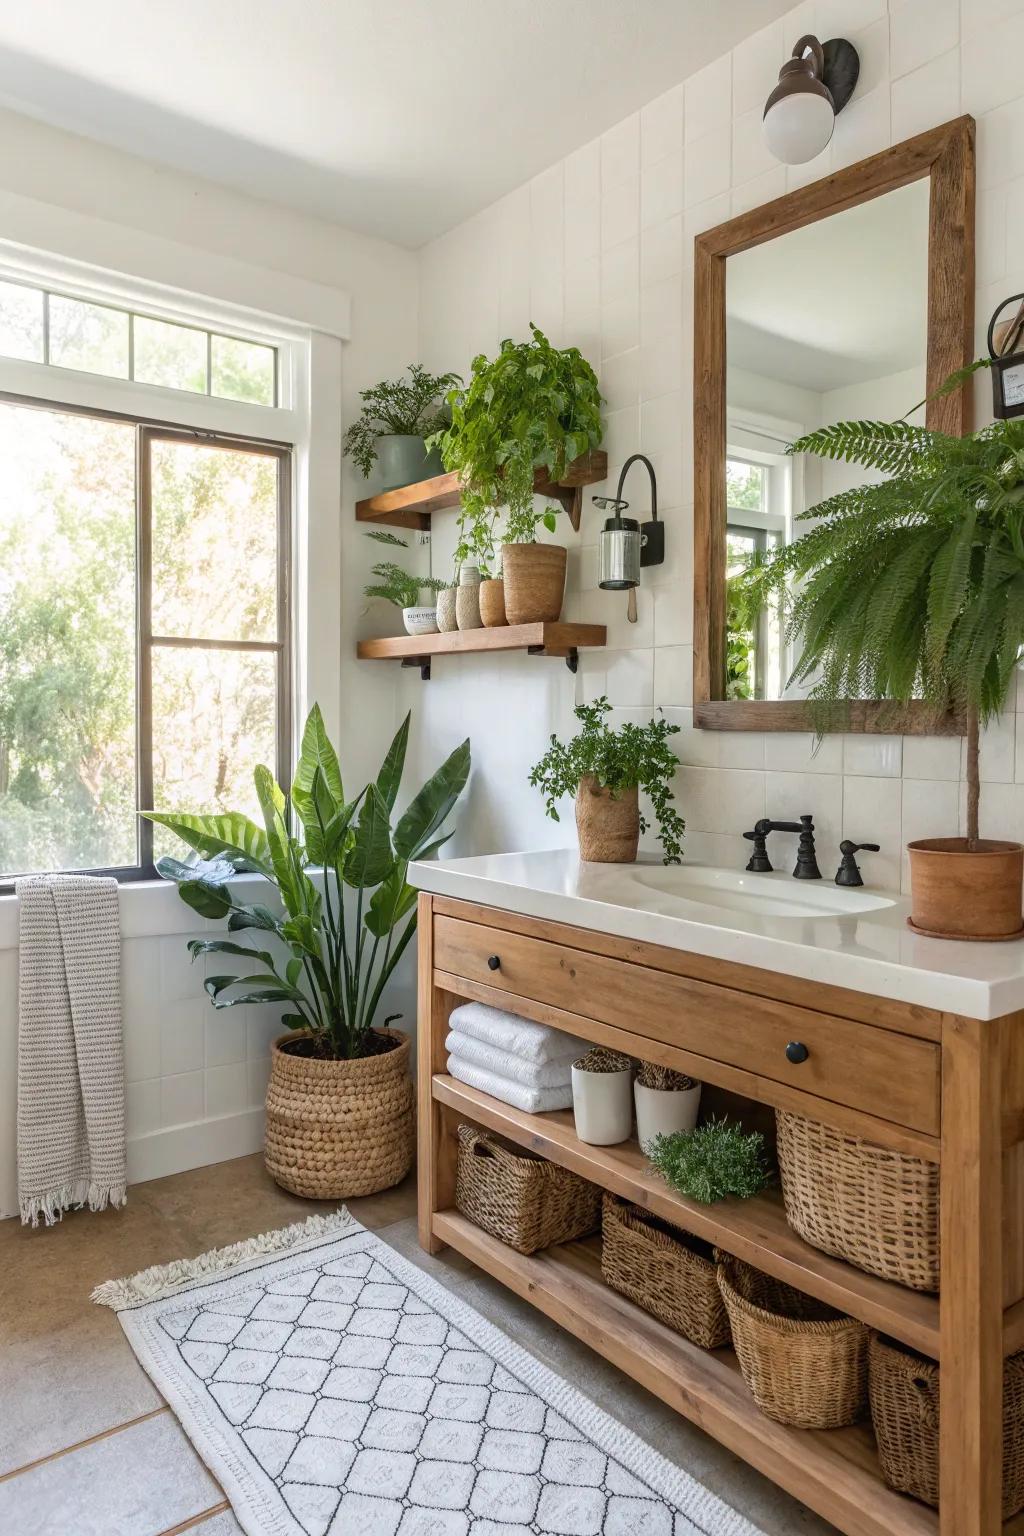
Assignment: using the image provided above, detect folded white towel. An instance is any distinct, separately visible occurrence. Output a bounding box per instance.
[449,1001,583,1066]
[445,1030,572,1089]
[447,1055,574,1114]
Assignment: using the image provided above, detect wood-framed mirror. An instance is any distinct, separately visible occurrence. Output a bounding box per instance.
[692,116,975,734]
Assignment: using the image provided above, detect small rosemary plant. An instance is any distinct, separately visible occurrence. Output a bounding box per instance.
[529,697,685,863]
[647,1119,771,1204]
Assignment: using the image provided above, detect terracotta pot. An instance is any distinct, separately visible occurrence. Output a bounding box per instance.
[479,577,507,627]
[501,542,567,625]
[907,837,1024,940]
[436,587,459,633]
[575,776,639,863]
[456,564,482,630]
[264,1029,414,1199]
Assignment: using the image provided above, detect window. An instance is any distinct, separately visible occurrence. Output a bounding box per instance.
[0,397,291,886]
[0,277,277,405]
[725,453,786,701]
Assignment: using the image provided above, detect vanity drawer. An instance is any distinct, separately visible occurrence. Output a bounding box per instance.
[433,914,940,1135]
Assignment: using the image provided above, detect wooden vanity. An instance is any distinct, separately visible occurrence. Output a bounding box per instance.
[416,889,1024,1536]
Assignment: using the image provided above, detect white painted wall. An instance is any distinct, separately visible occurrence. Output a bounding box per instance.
[412,0,1022,903]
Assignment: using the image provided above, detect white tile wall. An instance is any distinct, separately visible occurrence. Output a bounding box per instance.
[413,0,1024,894]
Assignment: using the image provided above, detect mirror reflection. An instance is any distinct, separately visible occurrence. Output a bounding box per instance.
[724,178,929,700]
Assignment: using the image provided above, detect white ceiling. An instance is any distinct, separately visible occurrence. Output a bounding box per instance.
[727,178,931,394]
[0,0,794,248]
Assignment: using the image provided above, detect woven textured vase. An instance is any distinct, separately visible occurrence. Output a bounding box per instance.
[436,588,459,633]
[478,578,507,627]
[501,542,567,624]
[575,777,639,862]
[265,1029,414,1199]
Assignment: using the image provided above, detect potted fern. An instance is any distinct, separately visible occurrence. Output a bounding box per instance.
[428,324,603,625]
[740,382,1024,940]
[363,556,447,635]
[344,364,461,490]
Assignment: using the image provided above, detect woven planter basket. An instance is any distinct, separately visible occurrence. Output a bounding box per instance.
[716,1254,869,1428]
[869,1334,1024,1517]
[601,1195,730,1349]
[455,1124,601,1254]
[265,1029,414,1200]
[777,1110,940,1292]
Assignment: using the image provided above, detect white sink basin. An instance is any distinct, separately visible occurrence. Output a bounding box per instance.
[626,864,895,919]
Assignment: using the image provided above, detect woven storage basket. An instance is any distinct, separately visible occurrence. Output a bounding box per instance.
[601,1195,730,1349]
[716,1254,869,1428]
[777,1110,940,1292]
[265,1029,414,1200]
[869,1334,1024,1517]
[455,1124,601,1254]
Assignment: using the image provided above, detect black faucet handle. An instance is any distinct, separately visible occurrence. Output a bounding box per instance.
[743,825,773,873]
[835,840,880,887]
[840,839,880,855]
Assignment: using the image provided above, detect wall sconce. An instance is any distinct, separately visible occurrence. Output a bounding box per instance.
[762,35,860,165]
[593,453,664,625]
[988,294,1024,419]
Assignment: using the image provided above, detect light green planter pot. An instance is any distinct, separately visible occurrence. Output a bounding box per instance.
[376,434,443,491]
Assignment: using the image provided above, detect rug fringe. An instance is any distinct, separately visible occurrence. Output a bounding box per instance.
[21,1178,128,1228]
[91,1206,357,1310]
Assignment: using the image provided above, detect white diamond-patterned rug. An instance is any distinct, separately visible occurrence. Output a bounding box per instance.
[95,1210,762,1536]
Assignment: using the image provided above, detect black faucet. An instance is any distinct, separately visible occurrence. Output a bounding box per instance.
[835,840,880,887]
[743,815,821,879]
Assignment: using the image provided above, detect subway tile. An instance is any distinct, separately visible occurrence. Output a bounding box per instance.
[819,0,886,30]
[641,150,684,229]
[891,51,961,143]
[890,0,959,78]
[685,54,732,140]
[564,140,600,208]
[761,772,842,852]
[565,196,599,265]
[901,777,960,845]
[653,585,691,648]
[977,185,1008,287]
[604,647,655,706]
[733,19,786,118]
[976,710,1016,782]
[640,276,683,350]
[600,347,639,412]
[763,732,843,773]
[640,333,684,400]
[731,166,787,217]
[247,1007,283,1060]
[684,192,731,244]
[719,733,766,770]
[978,97,1024,189]
[677,765,765,834]
[685,129,732,207]
[126,1079,161,1140]
[842,775,903,892]
[160,1070,204,1129]
[653,645,693,707]
[829,85,891,169]
[845,16,889,95]
[601,177,639,251]
[641,214,684,287]
[205,1009,246,1068]
[206,1062,248,1119]
[732,106,777,186]
[842,734,902,777]
[160,999,206,1077]
[601,113,640,194]
[160,932,205,1003]
[902,733,962,780]
[670,707,720,768]
[248,1054,272,1107]
[642,83,684,166]
[963,779,1024,841]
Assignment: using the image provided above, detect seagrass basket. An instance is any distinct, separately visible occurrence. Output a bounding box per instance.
[776,1110,940,1292]
[265,1029,414,1200]
[601,1195,730,1349]
[716,1254,869,1428]
[455,1124,601,1253]
[869,1334,1024,1517]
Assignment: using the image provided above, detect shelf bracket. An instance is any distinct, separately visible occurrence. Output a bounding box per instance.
[527,644,580,674]
[401,656,431,681]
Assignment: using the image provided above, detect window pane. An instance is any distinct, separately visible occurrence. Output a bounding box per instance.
[150,439,279,642]
[0,280,43,362]
[0,402,137,878]
[49,294,129,377]
[726,459,764,512]
[211,335,275,405]
[150,647,276,861]
[133,315,207,393]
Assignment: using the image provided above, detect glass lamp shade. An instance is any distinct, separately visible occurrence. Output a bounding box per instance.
[763,90,835,164]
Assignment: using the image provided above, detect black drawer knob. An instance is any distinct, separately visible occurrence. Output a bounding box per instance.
[487,954,501,971]
[786,1041,809,1064]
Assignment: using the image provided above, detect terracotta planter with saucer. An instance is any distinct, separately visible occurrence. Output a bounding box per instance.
[906,838,1024,941]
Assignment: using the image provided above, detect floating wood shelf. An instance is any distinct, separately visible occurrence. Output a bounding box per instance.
[434,1073,941,1359]
[354,449,608,532]
[356,621,606,680]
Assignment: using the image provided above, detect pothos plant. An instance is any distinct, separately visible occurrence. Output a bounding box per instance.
[144,706,471,1061]
[428,323,603,546]
[529,697,685,863]
[343,364,462,477]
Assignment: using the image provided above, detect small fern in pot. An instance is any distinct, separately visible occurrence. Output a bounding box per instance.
[738,372,1024,939]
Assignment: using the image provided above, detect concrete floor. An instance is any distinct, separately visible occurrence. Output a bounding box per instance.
[0,1154,838,1535]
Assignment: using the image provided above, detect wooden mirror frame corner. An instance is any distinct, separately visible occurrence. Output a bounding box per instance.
[692,115,975,735]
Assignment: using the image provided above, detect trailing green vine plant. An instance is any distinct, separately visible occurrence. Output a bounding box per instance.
[428,323,603,546]
[529,697,685,863]
[344,365,462,477]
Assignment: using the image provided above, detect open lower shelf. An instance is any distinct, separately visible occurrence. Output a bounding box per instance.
[355,449,608,530]
[357,622,606,679]
[433,1073,940,1359]
[433,1212,938,1536]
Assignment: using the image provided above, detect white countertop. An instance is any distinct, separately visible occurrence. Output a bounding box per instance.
[408,848,1024,1020]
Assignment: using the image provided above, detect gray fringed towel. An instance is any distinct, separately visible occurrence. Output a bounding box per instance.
[17,874,127,1226]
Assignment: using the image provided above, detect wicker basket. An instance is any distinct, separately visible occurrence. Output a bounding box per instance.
[264,1029,414,1200]
[716,1254,869,1428]
[455,1124,601,1254]
[777,1111,940,1292]
[869,1334,1024,1516]
[601,1196,730,1349]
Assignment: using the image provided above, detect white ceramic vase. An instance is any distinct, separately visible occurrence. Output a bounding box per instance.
[571,1063,633,1145]
[634,1080,702,1154]
[402,606,439,636]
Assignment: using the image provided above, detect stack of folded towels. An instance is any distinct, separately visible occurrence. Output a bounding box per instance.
[446,1001,585,1114]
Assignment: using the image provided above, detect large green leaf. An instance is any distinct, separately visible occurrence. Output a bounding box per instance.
[156,853,236,887]
[365,860,417,938]
[376,712,410,813]
[186,937,274,968]
[291,705,344,837]
[320,795,362,868]
[344,785,395,889]
[393,739,471,859]
[144,812,271,874]
[254,764,299,908]
[227,904,283,935]
[282,912,322,957]
[178,880,232,919]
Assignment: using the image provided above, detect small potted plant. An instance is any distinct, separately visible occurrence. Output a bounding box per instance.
[571,1047,633,1145]
[455,502,506,628]
[429,324,603,625]
[634,1061,702,1153]
[529,697,685,864]
[344,364,461,491]
[363,558,447,635]
[145,706,471,1198]
[740,365,1024,940]
[647,1119,772,1205]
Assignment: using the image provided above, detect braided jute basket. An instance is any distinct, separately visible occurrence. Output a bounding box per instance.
[455,1124,601,1253]
[601,1195,730,1349]
[265,1029,414,1199]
